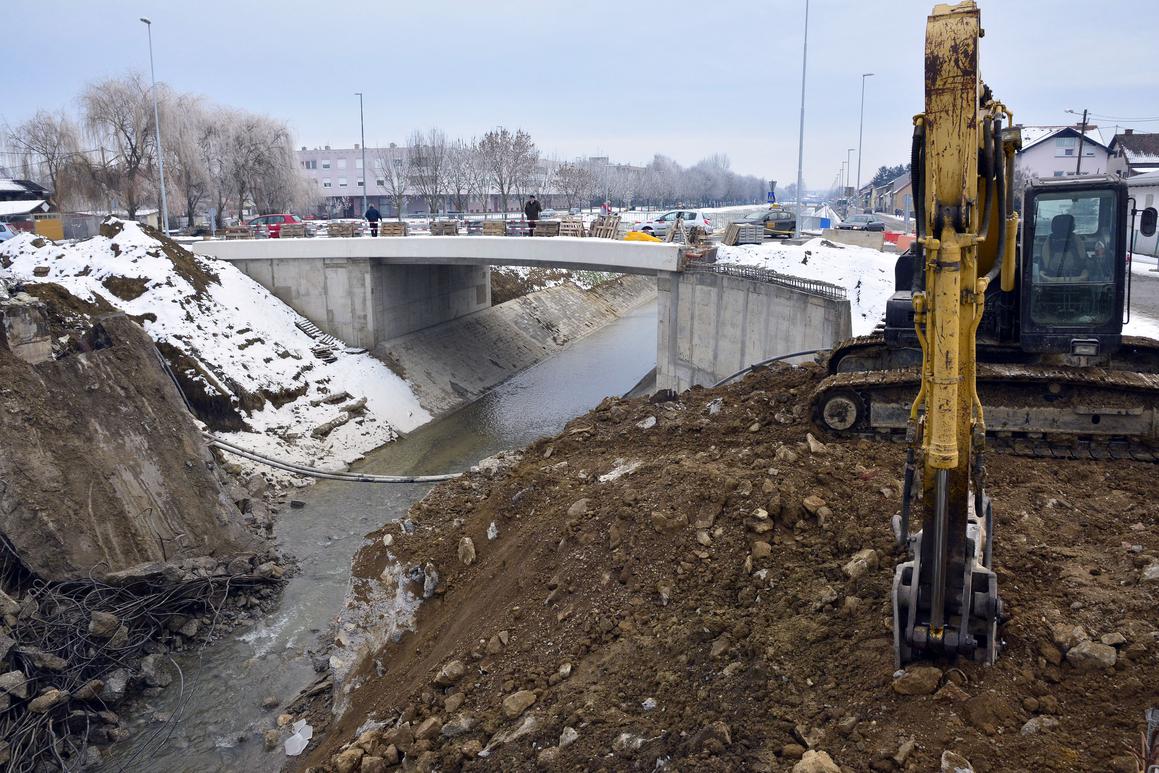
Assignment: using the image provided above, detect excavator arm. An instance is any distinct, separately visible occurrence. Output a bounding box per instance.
[892,0,1018,666]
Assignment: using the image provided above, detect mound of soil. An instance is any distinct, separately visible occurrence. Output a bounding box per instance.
[302,364,1158,772]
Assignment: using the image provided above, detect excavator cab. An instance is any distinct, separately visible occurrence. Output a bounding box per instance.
[1021,176,1129,357]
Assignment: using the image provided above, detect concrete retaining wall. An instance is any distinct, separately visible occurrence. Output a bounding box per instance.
[657,270,851,393]
[226,257,490,348]
[376,275,657,415]
[822,228,885,251]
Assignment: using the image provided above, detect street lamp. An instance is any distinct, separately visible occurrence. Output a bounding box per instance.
[1065,108,1090,175]
[846,148,856,192]
[856,72,875,207]
[355,92,367,217]
[140,17,169,235]
[793,0,810,237]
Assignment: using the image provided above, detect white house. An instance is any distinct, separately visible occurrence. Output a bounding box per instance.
[1127,170,1159,256]
[1016,125,1110,181]
[1107,131,1159,178]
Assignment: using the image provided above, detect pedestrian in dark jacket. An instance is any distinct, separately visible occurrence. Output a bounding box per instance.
[524,195,542,236]
[365,205,381,237]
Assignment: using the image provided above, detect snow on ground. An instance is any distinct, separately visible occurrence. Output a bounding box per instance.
[716,237,897,336]
[0,221,430,480]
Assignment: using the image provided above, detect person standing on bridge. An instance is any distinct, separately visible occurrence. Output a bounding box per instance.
[524,194,542,237]
[365,203,381,237]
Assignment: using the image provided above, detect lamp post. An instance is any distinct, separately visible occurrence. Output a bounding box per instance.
[140,17,169,234]
[355,92,367,217]
[1065,108,1089,175]
[793,0,810,237]
[856,72,875,208]
[846,148,855,193]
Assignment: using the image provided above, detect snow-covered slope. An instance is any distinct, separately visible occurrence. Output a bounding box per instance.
[717,237,897,336]
[0,220,429,477]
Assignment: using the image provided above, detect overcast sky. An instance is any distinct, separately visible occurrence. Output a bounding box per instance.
[5,0,1157,190]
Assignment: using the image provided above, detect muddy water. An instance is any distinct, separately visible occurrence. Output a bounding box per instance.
[101,300,658,773]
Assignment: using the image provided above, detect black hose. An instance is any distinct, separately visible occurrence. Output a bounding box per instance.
[977,116,995,242]
[911,123,926,292]
[711,348,829,388]
[984,116,1008,285]
[206,435,463,483]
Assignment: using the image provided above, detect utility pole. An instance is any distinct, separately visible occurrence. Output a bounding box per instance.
[793,0,810,237]
[356,92,367,217]
[856,72,874,209]
[1075,108,1088,175]
[846,148,855,193]
[140,18,169,235]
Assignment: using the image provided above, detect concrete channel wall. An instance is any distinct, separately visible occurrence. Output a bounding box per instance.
[225,257,490,349]
[656,267,852,393]
[376,275,657,415]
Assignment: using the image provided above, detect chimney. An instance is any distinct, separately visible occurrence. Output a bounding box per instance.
[355,143,360,150]
[324,145,331,150]
[1125,129,1134,135]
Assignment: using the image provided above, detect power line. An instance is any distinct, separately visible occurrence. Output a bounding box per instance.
[1086,113,1159,123]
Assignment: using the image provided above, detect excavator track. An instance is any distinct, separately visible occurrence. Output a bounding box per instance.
[813,351,1159,461]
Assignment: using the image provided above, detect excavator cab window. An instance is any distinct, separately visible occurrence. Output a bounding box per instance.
[1027,189,1118,326]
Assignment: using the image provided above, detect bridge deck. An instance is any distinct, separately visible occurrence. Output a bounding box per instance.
[191,235,684,275]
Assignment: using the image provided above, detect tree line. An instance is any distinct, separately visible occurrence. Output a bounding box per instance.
[3,73,311,226]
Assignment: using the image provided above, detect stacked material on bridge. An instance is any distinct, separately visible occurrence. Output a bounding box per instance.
[0,221,430,480]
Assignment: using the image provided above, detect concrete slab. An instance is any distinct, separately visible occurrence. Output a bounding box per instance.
[192,235,683,275]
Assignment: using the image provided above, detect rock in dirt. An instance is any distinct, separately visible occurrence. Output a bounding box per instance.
[0,591,19,617]
[440,713,476,737]
[941,750,974,772]
[1099,632,1126,647]
[691,720,731,752]
[1142,563,1159,582]
[0,670,29,700]
[140,654,173,687]
[501,690,536,719]
[413,716,442,740]
[962,691,1020,735]
[330,747,363,773]
[1050,622,1088,652]
[457,537,476,565]
[567,498,590,517]
[1020,716,1060,735]
[1065,639,1117,670]
[805,433,828,454]
[793,749,841,773]
[842,548,879,579]
[88,611,120,639]
[560,726,579,748]
[103,668,130,703]
[891,666,942,695]
[434,659,466,687]
[28,688,67,713]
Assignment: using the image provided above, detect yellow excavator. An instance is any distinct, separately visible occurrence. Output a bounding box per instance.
[821,1,1159,666]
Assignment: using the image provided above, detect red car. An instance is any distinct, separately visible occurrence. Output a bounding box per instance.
[247,213,303,238]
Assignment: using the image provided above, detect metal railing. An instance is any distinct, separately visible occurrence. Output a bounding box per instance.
[683,261,848,301]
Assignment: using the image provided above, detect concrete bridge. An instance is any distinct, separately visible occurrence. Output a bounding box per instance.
[191,236,681,348]
[190,235,851,397]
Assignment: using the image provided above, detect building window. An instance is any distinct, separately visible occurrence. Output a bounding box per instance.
[337,159,347,169]
[1056,136,1076,157]
[356,179,364,187]
[356,159,363,169]
[338,177,348,187]
[375,178,385,187]
[322,178,332,188]
[1053,171,1065,177]
[322,160,331,169]
[303,159,317,170]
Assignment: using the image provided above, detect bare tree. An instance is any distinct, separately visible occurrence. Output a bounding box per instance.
[555,161,596,210]
[163,93,212,227]
[81,73,157,219]
[375,145,409,220]
[6,111,80,207]
[406,128,448,216]
[444,139,474,213]
[478,127,537,218]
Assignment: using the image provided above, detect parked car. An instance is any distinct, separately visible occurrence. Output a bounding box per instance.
[539,209,559,219]
[740,208,796,238]
[0,223,16,242]
[247,213,303,238]
[636,210,715,237]
[837,214,886,232]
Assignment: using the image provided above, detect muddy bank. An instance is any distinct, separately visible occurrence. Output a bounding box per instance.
[303,363,1158,773]
[375,274,657,417]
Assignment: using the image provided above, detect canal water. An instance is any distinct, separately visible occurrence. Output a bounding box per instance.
[102,299,658,772]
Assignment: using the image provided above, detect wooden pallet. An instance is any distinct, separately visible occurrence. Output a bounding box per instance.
[430,221,460,235]
[223,226,253,240]
[532,220,561,237]
[559,220,585,238]
[328,222,356,238]
[590,215,621,239]
[379,221,408,237]
[280,223,307,238]
[482,220,507,236]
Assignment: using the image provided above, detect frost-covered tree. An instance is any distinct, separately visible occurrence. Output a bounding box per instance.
[5,110,80,207]
[374,145,409,220]
[478,127,537,218]
[80,73,157,218]
[407,128,448,216]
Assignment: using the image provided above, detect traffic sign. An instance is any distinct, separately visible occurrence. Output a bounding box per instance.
[767,191,776,203]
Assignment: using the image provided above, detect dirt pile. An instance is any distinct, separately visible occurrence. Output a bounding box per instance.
[302,364,1158,772]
